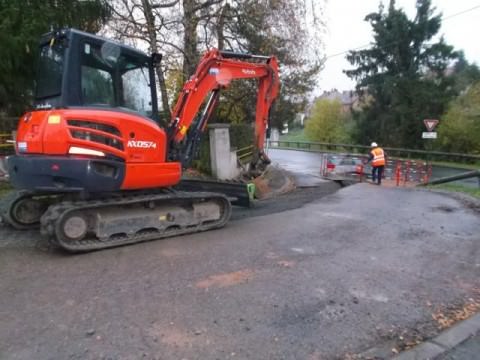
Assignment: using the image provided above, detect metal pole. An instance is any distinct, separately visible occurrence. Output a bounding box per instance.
[419,170,480,186]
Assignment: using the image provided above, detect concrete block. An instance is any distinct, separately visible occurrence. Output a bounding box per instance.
[208,124,239,180]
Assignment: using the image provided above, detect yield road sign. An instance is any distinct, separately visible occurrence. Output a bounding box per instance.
[424,119,439,132]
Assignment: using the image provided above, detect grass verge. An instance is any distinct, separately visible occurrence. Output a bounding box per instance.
[279,128,307,142]
[428,183,480,199]
[429,161,480,170]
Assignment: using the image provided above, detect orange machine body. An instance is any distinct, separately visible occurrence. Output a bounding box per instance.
[14,109,181,190]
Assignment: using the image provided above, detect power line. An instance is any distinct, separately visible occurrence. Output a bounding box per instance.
[442,4,480,21]
[324,4,480,61]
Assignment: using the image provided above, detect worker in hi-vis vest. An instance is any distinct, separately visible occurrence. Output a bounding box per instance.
[366,142,386,185]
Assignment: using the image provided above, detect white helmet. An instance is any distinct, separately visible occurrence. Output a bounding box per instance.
[371,142,378,147]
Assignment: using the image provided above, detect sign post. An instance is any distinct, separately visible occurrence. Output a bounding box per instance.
[422,132,437,139]
[422,119,439,165]
[422,119,439,139]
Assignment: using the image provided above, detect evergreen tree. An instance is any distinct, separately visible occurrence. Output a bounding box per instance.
[345,0,457,148]
[0,0,110,115]
[450,51,480,95]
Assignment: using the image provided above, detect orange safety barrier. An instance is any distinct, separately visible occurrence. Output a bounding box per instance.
[392,159,431,186]
[357,164,364,182]
[319,153,432,186]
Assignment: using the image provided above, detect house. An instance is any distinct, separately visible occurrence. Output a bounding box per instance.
[317,89,361,113]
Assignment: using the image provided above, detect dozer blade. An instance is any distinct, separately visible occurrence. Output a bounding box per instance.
[175,179,252,207]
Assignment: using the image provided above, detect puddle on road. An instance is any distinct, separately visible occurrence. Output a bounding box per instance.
[433,204,458,213]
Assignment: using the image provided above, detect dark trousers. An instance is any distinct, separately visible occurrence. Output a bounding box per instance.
[372,165,384,184]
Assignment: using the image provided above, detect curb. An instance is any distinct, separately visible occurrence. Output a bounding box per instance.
[393,313,480,360]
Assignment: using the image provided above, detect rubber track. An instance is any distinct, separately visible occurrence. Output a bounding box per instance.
[40,191,232,252]
[0,191,54,230]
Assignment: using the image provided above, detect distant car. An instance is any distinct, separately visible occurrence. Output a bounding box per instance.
[321,154,365,181]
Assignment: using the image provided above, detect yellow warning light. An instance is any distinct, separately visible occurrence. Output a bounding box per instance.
[180,125,188,135]
[47,115,61,124]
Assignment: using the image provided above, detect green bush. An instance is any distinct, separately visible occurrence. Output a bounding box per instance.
[437,81,480,154]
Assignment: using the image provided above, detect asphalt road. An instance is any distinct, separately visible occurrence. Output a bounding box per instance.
[268,148,479,188]
[0,183,479,360]
[268,148,323,177]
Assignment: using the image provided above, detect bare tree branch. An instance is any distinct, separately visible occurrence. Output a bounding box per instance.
[151,0,179,9]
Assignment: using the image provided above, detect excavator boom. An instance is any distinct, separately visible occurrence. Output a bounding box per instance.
[167,49,280,167]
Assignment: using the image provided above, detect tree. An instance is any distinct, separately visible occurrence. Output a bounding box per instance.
[450,51,480,95]
[437,81,480,154]
[345,0,457,148]
[181,0,225,81]
[305,99,348,143]
[212,0,325,130]
[107,0,182,120]
[108,0,325,128]
[107,0,226,118]
[0,0,110,115]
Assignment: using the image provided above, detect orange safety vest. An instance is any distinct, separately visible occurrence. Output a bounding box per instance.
[371,147,385,167]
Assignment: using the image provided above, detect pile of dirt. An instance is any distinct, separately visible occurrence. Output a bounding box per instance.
[230,182,342,221]
[251,165,296,199]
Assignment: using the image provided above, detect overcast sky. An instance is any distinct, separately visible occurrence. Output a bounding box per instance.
[318,0,480,93]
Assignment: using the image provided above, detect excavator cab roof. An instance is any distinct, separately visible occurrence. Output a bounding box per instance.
[35,28,159,121]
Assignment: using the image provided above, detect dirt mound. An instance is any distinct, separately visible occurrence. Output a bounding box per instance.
[251,165,296,199]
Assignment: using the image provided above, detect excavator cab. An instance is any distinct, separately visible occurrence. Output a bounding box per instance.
[35,29,159,121]
[9,28,178,194]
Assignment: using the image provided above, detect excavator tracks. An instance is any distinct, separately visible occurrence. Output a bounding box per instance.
[40,191,232,252]
[0,191,63,230]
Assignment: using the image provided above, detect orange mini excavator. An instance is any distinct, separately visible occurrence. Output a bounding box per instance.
[3,28,280,251]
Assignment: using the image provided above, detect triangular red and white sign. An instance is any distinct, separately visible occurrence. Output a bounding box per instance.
[424,119,439,132]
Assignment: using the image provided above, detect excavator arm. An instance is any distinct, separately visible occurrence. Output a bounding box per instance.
[167,49,280,167]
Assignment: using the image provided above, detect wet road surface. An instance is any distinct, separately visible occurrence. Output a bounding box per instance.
[268,149,328,187]
[268,149,324,176]
[269,148,479,188]
[0,183,479,359]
